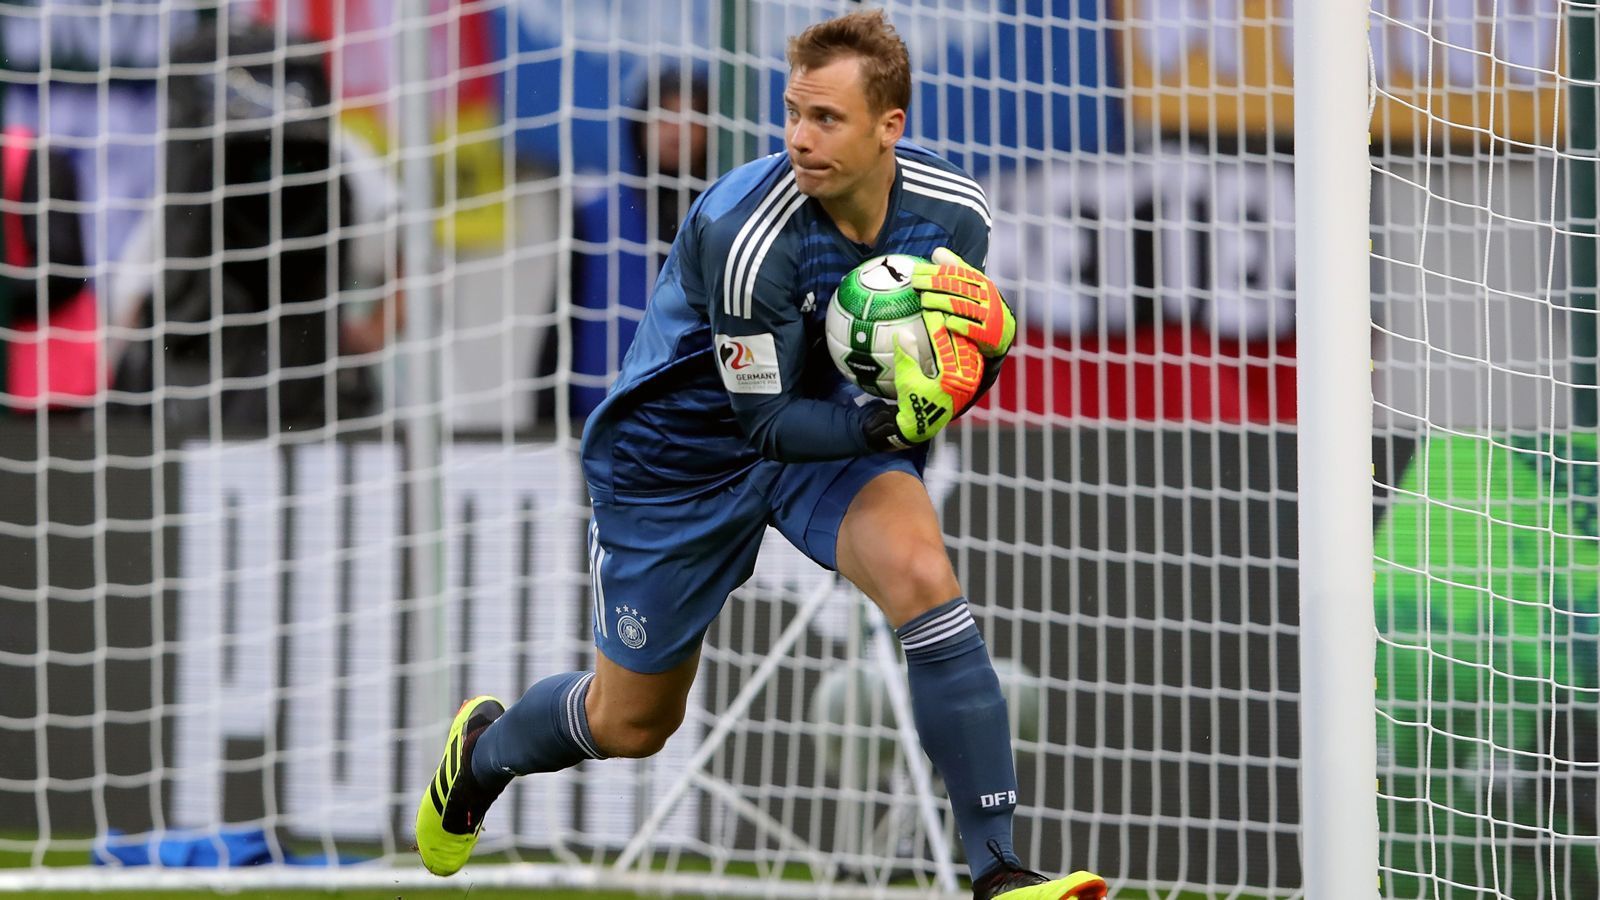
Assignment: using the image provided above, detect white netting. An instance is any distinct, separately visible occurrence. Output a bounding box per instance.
[1369,0,1600,897]
[0,0,1330,896]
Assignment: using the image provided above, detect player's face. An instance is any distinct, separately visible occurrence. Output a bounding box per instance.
[784,57,902,200]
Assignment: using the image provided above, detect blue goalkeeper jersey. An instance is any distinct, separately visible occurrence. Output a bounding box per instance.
[580,140,990,504]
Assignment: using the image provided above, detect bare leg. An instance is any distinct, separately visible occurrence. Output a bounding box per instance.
[834,470,962,625]
[833,468,1023,883]
[586,649,701,759]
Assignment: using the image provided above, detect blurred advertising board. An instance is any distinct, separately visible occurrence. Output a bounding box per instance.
[1117,0,1564,147]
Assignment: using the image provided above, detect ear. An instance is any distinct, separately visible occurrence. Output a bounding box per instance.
[880,107,906,150]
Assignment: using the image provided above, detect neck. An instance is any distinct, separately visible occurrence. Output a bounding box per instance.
[821,156,896,246]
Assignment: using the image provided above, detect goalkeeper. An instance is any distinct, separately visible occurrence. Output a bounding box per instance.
[415,10,1105,900]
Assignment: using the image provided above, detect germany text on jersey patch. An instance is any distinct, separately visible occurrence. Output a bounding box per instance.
[713,333,782,394]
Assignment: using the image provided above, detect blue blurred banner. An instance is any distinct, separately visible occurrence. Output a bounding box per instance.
[494,0,716,171]
[496,0,1123,173]
[885,0,1126,163]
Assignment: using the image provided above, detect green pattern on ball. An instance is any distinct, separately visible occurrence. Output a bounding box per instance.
[843,321,882,384]
[834,255,925,322]
[863,287,922,321]
[833,277,873,318]
[826,253,931,398]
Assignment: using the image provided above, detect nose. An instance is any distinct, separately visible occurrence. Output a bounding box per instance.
[788,120,811,154]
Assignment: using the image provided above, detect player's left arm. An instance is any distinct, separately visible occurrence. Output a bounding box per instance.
[911,247,1015,360]
[915,210,1010,411]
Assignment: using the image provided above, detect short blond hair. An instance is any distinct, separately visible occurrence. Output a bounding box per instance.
[786,9,911,115]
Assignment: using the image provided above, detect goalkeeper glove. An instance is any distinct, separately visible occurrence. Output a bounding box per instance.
[863,311,985,450]
[911,247,1016,358]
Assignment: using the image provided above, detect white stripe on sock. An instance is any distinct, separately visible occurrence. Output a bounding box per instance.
[900,613,978,651]
[898,604,978,651]
[565,672,603,760]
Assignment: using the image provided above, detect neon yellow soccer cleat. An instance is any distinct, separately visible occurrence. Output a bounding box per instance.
[414,695,505,876]
[973,866,1109,900]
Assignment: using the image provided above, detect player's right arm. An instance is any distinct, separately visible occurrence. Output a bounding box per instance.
[692,174,942,456]
[707,246,884,460]
[711,262,972,452]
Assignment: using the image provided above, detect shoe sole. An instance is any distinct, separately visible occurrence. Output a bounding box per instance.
[992,871,1110,900]
[415,694,504,876]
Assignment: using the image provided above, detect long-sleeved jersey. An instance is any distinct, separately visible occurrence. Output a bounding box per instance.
[580,140,990,505]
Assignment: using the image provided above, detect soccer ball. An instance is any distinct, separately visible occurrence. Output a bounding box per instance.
[808,656,1044,782]
[809,661,899,780]
[825,254,939,399]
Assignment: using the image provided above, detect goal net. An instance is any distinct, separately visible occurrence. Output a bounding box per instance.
[0,0,1575,897]
[1369,0,1600,897]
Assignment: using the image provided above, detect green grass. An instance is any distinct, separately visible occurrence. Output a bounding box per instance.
[0,876,1250,899]
[1,835,1254,899]
[8,879,1249,900]
[22,893,672,900]
[0,845,707,897]
[9,883,1235,890]
[0,845,87,869]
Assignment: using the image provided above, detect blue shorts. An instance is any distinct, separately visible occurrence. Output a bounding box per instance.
[587,452,921,673]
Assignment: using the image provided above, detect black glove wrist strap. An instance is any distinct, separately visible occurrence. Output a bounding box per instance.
[862,404,911,452]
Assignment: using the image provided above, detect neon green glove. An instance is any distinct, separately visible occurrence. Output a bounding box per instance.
[911,247,1017,358]
[889,312,985,444]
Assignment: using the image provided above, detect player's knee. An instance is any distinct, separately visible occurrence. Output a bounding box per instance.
[879,534,959,608]
[601,716,682,759]
[591,703,686,759]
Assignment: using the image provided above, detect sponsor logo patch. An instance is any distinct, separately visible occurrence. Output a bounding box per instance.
[714,333,782,394]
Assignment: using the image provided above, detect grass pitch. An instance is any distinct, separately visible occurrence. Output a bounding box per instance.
[24,893,665,900]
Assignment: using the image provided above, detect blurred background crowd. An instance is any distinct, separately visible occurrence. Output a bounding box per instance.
[0,0,1317,434]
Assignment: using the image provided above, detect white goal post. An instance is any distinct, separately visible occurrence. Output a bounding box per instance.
[1293,0,1378,896]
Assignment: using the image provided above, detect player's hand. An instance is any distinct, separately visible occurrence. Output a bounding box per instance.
[911,247,1016,358]
[889,312,984,444]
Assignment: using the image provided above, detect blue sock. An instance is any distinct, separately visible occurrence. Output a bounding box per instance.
[470,671,605,791]
[898,598,1021,881]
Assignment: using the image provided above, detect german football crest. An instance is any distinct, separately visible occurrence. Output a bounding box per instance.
[615,605,648,650]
